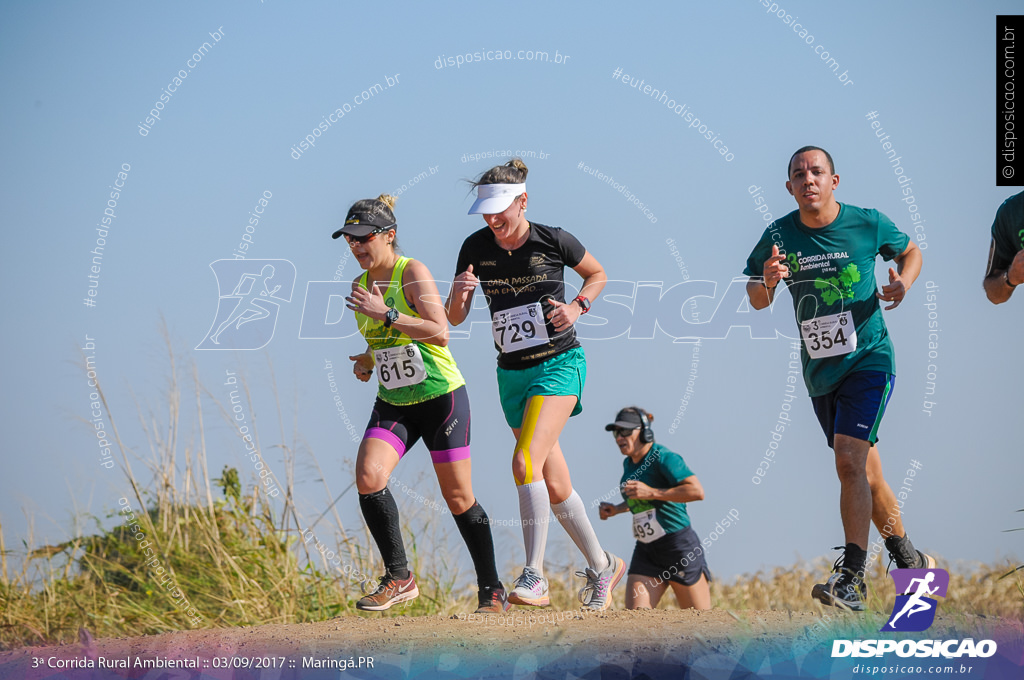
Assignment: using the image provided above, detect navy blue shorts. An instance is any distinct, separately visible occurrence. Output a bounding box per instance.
[628,524,712,587]
[811,371,895,449]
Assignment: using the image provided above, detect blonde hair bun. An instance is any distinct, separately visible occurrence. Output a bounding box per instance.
[508,159,529,177]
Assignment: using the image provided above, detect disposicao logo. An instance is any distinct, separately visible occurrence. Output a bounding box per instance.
[831,568,997,659]
[882,568,948,632]
[196,260,296,350]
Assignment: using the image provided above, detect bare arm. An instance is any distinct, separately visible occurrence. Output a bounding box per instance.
[746,244,789,311]
[349,344,374,382]
[984,240,1023,304]
[393,260,451,346]
[598,501,630,520]
[345,260,451,346]
[547,251,608,332]
[574,251,608,302]
[445,264,478,326]
[877,241,922,310]
[622,475,705,504]
[747,278,775,310]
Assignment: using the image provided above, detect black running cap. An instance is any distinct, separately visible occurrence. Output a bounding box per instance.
[605,409,643,431]
[331,210,397,239]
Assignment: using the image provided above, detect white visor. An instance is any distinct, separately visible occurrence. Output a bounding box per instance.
[468,183,526,215]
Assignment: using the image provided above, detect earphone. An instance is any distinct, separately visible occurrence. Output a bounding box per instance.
[635,408,654,444]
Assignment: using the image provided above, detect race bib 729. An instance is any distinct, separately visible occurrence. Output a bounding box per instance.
[491,302,550,353]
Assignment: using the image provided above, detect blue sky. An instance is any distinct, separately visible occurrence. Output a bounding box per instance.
[2,0,1021,589]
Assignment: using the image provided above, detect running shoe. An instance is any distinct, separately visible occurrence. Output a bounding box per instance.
[884,534,936,571]
[576,551,626,611]
[811,548,866,611]
[475,583,511,614]
[507,567,550,607]
[812,570,867,611]
[356,573,419,611]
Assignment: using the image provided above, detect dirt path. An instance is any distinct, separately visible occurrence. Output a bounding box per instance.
[1,610,1020,679]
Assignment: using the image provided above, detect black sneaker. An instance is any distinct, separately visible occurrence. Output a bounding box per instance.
[475,584,511,614]
[811,547,867,611]
[885,534,936,571]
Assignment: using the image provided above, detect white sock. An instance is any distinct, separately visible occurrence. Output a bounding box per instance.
[516,480,550,573]
[552,490,609,572]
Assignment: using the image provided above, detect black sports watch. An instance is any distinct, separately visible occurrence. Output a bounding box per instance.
[383,307,399,327]
[1005,270,1019,289]
[573,296,591,314]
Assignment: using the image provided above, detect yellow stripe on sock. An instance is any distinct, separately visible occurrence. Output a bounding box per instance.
[516,396,545,485]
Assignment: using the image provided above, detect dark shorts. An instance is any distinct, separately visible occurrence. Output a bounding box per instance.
[811,371,895,449]
[629,524,712,587]
[364,385,471,464]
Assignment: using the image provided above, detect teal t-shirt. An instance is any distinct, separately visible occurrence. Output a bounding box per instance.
[619,443,695,534]
[991,191,1024,270]
[743,203,910,397]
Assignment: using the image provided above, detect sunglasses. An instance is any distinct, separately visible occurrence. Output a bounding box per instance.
[612,427,639,438]
[344,226,390,247]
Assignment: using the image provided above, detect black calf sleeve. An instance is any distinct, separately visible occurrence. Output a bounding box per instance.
[453,501,500,589]
[359,487,409,579]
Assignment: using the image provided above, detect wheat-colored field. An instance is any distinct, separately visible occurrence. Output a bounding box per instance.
[2,347,1019,649]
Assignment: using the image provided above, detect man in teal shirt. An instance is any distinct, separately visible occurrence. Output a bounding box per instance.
[743,147,932,611]
[984,190,1024,304]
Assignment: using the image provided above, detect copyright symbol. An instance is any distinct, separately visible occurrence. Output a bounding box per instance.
[1003,166,1015,179]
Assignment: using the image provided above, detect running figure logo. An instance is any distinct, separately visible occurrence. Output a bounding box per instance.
[196,259,296,350]
[881,568,949,632]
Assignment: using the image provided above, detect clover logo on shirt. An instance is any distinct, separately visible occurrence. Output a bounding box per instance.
[816,263,860,305]
[628,498,656,513]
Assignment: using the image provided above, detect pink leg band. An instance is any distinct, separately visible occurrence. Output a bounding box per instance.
[430,446,471,464]
[364,427,407,458]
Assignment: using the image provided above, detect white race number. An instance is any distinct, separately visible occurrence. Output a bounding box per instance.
[631,508,667,544]
[373,345,427,389]
[491,302,550,353]
[800,311,857,359]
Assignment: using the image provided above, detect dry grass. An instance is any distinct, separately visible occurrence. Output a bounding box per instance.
[459,542,1023,625]
[712,558,1024,622]
[0,331,1020,649]
[0,333,457,649]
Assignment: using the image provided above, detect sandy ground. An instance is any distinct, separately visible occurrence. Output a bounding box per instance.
[2,609,1022,679]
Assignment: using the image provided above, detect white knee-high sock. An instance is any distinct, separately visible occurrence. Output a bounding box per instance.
[552,489,609,572]
[517,480,550,573]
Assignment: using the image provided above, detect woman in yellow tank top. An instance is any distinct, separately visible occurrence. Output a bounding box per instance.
[336,194,507,614]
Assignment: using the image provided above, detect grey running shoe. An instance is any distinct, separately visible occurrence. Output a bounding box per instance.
[885,534,936,571]
[811,547,866,611]
[576,551,626,611]
[508,567,550,607]
[812,570,867,611]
